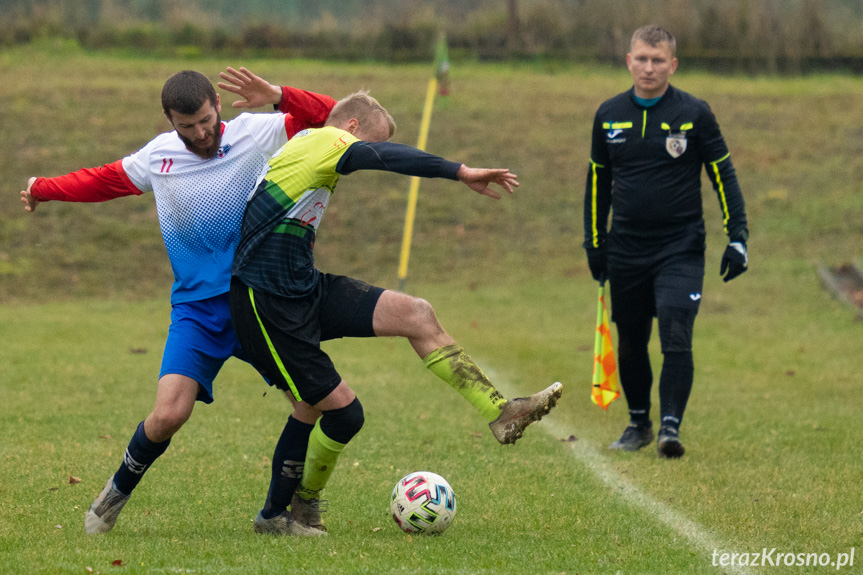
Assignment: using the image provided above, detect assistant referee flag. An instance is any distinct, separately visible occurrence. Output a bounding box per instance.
[592,283,620,409]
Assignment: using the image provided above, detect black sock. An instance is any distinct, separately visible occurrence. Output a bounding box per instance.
[617,322,653,426]
[659,351,694,432]
[262,416,315,519]
[628,409,652,427]
[113,421,171,496]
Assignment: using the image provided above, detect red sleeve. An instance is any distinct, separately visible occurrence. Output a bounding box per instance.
[278,86,336,137]
[30,160,144,203]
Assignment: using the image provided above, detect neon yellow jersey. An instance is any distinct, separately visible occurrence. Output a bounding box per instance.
[233,126,360,297]
[262,126,360,230]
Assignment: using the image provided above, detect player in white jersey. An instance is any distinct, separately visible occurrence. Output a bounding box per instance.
[20,67,335,536]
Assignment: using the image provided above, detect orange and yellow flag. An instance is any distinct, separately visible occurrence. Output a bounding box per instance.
[592,283,620,409]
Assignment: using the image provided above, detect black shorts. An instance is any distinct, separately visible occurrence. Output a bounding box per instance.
[229,274,384,405]
[607,250,704,325]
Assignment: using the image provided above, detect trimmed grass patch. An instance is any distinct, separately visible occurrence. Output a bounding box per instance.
[2,47,863,573]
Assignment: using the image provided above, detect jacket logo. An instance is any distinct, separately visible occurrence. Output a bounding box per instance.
[603,122,631,144]
[689,293,702,301]
[217,144,232,158]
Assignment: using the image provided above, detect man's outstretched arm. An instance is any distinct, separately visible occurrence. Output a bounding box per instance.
[22,160,143,212]
[336,141,517,199]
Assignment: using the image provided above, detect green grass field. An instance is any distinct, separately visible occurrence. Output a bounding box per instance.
[1,44,863,574]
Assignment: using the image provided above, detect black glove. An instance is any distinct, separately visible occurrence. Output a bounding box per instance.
[720,241,748,282]
[585,245,607,282]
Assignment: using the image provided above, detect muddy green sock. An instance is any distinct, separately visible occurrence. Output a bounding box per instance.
[296,420,346,500]
[423,344,507,422]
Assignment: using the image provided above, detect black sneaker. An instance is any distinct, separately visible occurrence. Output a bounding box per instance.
[609,423,654,451]
[657,426,685,459]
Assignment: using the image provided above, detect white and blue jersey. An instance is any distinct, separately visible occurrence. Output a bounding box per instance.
[122,113,291,304]
[30,86,337,402]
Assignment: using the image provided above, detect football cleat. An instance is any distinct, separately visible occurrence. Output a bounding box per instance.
[291,494,328,531]
[253,510,327,536]
[84,475,130,534]
[609,423,654,452]
[489,382,563,444]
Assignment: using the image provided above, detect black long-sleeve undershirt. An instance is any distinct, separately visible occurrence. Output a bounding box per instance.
[337,141,461,180]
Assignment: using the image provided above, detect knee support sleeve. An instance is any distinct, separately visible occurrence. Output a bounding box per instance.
[658,306,696,354]
[319,397,365,445]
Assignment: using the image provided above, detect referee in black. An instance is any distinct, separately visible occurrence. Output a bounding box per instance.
[583,26,749,458]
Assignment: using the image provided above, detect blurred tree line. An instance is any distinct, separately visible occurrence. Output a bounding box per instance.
[2,0,862,72]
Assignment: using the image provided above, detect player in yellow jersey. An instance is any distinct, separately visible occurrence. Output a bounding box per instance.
[229,90,563,535]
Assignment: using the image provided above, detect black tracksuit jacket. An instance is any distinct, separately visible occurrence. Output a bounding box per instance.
[584,85,748,260]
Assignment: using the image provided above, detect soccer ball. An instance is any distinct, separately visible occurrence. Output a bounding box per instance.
[390,471,457,535]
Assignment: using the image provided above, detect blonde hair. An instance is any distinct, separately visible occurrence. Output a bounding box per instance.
[327,90,396,139]
[631,25,677,56]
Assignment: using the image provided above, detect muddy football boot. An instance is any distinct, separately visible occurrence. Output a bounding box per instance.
[85,475,130,534]
[291,493,328,532]
[253,509,327,536]
[489,382,563,444]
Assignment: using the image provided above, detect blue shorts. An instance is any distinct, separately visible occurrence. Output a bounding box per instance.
[160,292,263,404]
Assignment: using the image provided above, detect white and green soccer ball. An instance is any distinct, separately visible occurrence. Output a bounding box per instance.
[390,471,457,535]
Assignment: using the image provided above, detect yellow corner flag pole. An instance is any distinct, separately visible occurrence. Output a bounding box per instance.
[592,282,621,409]
[397,33,448,292]
[397,76,437,292]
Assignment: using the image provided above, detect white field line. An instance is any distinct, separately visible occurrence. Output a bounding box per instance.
[489,372,753,575]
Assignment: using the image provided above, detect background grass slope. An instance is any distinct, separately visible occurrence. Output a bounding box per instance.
[1,46,862,573]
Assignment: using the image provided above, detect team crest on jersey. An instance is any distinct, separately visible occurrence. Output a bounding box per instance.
[666,133,687,158]
[217,144,232,158]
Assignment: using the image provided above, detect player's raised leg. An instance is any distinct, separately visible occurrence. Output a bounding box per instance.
[372,290,563,444]
[85,374,197,534]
